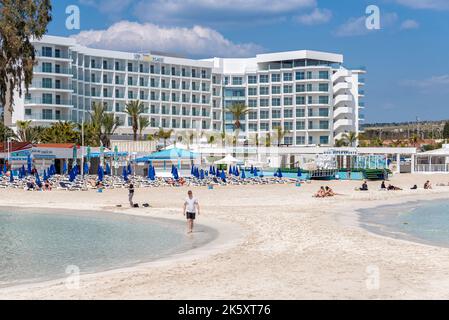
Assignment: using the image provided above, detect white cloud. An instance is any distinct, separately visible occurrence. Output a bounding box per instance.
[133,0,316,24]
[71,21,264,58]
[295,8,332,25]
[335,13,398,37]
[401,75,449,88]
[400,19,420,30]
[395,0,449,10]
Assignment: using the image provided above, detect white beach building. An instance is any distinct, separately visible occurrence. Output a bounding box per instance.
[5,35,366,147]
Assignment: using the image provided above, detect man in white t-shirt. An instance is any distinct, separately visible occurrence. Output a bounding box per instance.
[183,190,200,233]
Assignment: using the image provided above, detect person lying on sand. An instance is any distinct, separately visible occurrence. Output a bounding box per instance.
[411,185,418,190]
[387,184,402,191]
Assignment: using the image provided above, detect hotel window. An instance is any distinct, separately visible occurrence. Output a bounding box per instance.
[248,99,258,108]
[319,96,329,104]
[296,96,305,105]
[260,123,269,131]
[272,109,281,119]
[249,123,258,132]
[103,88,108,97]
[151,92,156,100]
[296,136,305,145]
[259,86,269,95]
[296,84,305,92]
[319,108,329,117]
[319,71,329,79]
[248,87,258,96]
[308,109,313,117]
[42,93,52,104]
[150,65,155,74]
[42,109,53,120]
[271,74,281,82]
[307,83,313,92]
[260,110,269,119]
[162,119,167,128]
[201,83,206,91]
[42,62,52,73]
[201,70,207,79]
[259,75,269,83]
[249,111,258,120]
[103,60,108,69]
[309,136,313,144]
[260,99,269,107]
[141,91,146,100]
[150,105,156,113]
[191,69,196,78]
[319,121,329,130]
[232,77,243,85]
[182,94,187,102]
[283,73,293,81]
[308,96,313,104]
[128,91,134,99]
[128,63,133,72]
[320,136,329,145]
[319,83,329,92]
[272,122,281,129]
[25,109,32,116]
[42,78,52,88]
[284,97,293,106]
[284,137,293,145]
[271,86,281,94]
[91,59,96,68]
[295,71,305,80]
[115,61,120,71]
[284,109,293,118]
[283,85,293,94]
[182,68,186,76]
[115,76,120,85]
[284,122,293,131]
[296,108,305,117]
[151,118,156,127]
[224,77,229,85]
[42,46,52,57]
[272,98,281,106]
[55,49,61,58]
[296,121,305,130]
[128,77,134,86]
[307,71,313,79]
[139,77,145,86]
[248,75,257,84]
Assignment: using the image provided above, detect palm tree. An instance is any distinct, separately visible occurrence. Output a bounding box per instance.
[154,128,174,148]
[125,100,144,141]
[265,133,272,147]
[342,131,358,147]
[15,120,43,143]
[274,126,290,147]
[88,102,120,148]
[226,103,249,130]
[138,116,150,140]
[409,134,419,148]
[0,121,16,141]
[335,138,348,147]
[40,121,79,143]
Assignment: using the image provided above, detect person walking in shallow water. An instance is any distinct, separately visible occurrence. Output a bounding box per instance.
[183,190,200,233]
[128,183,135,207]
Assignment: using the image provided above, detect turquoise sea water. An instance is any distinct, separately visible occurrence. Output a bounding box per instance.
[359,199,449,248]
[0,208,215,288]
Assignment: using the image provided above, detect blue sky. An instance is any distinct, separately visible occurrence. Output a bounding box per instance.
[46,0,449,123]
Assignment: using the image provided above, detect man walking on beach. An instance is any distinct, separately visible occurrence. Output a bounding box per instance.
[128,183,135,207]
[183,190,200,233]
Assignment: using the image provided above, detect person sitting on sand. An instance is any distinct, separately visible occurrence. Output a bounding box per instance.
[325,186,336,197]
[360,181,368,191]
[411,185,418,190]
[26,181,35,191]
[380,181,386,190]
[424,180,432,190]
[44,180,52,191]
[314,186,326,198]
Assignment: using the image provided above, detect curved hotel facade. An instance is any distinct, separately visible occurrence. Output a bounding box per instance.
[8,35,365,147]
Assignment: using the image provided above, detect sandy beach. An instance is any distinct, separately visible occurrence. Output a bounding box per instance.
[2,173,449,299]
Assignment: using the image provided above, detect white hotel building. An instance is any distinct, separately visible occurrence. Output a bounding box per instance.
[7,35,366,147]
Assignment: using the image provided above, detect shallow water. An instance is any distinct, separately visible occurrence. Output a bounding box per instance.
[0,207,215,288]
[359,199,449,248]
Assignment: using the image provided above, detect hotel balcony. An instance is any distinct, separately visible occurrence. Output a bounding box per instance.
[36,51,71,60]
[333,82,352,95]
[333,106,353,119]
[30,81,73,92]
[333,94,353,106]
[333,118,353,131]
[332,69,350,83]
[33,67,73,76]
[25,112,72,122]
[25,98,73,107]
